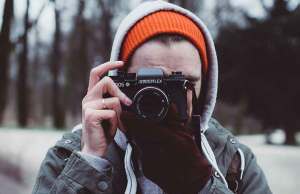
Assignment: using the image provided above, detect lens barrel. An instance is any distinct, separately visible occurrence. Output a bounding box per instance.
[133,86,169,122]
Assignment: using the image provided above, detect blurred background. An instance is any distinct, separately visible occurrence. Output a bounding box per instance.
[0,0,299,193]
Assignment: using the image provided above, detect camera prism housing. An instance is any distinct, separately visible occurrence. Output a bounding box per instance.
[110,67,190,122]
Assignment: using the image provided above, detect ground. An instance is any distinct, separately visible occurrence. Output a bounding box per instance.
[0,128,299,194]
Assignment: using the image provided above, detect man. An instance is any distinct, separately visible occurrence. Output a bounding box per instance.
[32,1,272,194]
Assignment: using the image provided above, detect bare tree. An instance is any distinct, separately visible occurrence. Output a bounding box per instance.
[260,0,290,18]
[17,0,30,127]
[50,0,65,128]
[0,0,14,123]
[65,0,90,118]
[15,0,47,127]
[98,0,114,61]
[216,0,300,145]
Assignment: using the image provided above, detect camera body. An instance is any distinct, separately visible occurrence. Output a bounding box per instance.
[110,68,190,122]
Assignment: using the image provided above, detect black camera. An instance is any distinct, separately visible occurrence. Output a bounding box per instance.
[110,68,191,122]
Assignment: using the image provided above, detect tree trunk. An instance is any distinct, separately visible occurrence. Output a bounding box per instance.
[78,0,89,97]
[0,0,14,123]
[99,0,113,61]
[285,128,297,145]
[50,1,65,129]
[65,0,89,119]
[271,0,289,18]
[17,0,30,127]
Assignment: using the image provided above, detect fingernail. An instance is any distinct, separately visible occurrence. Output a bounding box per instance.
[116,61,124,64]
[124,97,132,106]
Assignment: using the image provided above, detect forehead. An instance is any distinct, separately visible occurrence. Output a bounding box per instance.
[127,40,202,78]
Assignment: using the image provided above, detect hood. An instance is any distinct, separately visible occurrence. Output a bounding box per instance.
[109,0,218,132]
[107,2,228,191]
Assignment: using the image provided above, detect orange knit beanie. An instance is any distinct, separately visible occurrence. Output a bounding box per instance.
[121,10,208,74]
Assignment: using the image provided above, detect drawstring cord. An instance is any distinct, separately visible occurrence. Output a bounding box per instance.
[190,84,229,188]
[124,143,138,194]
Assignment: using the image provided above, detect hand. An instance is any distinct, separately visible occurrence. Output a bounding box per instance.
[81,61,132,157]
[121,104,212,194]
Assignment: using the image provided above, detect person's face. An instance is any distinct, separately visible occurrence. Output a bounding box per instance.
[127,39,202,118]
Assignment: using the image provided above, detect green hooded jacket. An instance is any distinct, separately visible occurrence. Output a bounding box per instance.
[32,118,272,194]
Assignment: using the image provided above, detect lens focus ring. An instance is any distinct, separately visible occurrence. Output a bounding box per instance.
[133,86,169,122]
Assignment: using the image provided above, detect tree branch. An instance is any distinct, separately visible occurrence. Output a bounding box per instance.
[260,0,271,13]
[14,1,49,46]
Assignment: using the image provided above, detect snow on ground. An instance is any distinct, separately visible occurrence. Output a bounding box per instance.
[238,135,300,194]
[0,129,63,194]
[0,128,299,194]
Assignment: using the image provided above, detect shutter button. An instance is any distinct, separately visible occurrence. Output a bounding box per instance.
[64,139,72,144]
[98,181,109,191]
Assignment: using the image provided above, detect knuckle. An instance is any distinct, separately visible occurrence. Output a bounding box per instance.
[82,103,88,112]
[114,97,121,108]
[101,76,108,81]
[99,77,108,87]
[107,98,119,110]
[110,110,117,118]
[90,67,98,76]
[112,96,120,103]
[100,76,116,93]
[82,96,87,105]
[102,76,112,84]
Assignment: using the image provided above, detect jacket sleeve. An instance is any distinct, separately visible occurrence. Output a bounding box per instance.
[199,145,272,194]
[237,144,272,194]
[32,132,114,194]
[199,176,234,194]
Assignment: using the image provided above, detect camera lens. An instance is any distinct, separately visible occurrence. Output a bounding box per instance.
[133,87,169,122]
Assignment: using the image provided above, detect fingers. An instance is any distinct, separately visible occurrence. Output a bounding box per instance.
[83,97,122,116]
[88,61,124,92]
[82,60,126,157]
[83,108,118,140]
[81,101,119,157]
[85,76,132,106]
